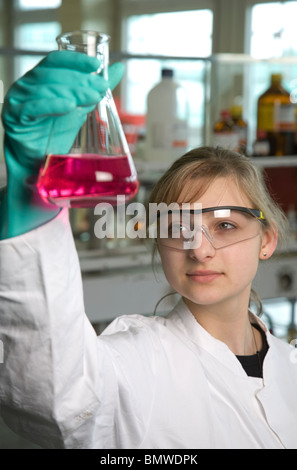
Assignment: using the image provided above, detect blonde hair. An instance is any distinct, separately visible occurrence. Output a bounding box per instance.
[147,146,289,315]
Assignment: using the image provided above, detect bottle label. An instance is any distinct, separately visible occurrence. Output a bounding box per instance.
[253,140,270,156]
[150,121,188,149]
[258,102,295,132]
[212,131,239,151]
[277,104,295,131]
[234,126,247,153]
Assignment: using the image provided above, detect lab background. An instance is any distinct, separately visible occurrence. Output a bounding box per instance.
[1,0,297,449]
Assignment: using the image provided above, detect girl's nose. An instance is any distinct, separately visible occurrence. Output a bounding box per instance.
[188,230,216,261]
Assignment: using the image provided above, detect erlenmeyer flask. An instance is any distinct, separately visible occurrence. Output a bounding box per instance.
[37,30,139,208]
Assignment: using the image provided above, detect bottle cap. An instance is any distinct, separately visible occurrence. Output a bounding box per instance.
[162,68,174,78]
[231,105,242,117]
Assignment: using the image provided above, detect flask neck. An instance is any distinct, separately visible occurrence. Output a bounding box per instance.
[56,30,110,79]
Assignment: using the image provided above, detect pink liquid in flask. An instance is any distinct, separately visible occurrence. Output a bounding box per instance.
[37,153,139,208]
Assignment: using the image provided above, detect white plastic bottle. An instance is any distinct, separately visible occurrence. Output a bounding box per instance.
[145,68,189,162]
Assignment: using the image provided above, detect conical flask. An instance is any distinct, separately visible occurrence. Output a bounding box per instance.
[37,30,139,208]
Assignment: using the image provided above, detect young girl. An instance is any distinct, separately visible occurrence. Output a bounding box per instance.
[147,146,284,359]
[1,53,297,449]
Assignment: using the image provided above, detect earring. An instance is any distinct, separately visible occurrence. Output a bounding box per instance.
[263,253,267,257]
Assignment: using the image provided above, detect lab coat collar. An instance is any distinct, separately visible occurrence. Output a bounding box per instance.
[167,298,271,380]
[167,299,297,448]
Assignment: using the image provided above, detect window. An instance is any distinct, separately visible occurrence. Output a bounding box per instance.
[14,21,61,78]
[15,21,61,51]
[250,1,297,59]
[122,9,213,147]
[12,0,61,79]
[246,1,297,146]
[17,0,61,10]
[126,10,212,57]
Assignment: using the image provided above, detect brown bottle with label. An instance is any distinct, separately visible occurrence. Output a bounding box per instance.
[256,74,296,156]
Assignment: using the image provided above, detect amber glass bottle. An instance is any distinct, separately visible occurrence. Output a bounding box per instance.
[256,74,296,156]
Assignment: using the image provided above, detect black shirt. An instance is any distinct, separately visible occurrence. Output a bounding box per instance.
[236,323,269,378]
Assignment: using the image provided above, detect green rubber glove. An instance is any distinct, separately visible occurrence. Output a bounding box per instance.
[0,50,125,239]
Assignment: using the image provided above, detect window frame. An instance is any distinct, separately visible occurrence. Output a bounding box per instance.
[10,0,61,79]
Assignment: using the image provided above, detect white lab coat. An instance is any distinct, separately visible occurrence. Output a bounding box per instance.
[0,209,297,449]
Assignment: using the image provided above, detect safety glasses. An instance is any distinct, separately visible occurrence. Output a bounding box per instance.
[155,206,266,251]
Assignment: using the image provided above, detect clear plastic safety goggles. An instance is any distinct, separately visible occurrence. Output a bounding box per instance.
[155,206,266,251]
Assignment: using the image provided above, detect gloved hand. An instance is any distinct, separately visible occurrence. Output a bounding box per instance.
[0,50,125,239]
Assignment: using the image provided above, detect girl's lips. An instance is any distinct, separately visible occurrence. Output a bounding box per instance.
[186,271,223,283]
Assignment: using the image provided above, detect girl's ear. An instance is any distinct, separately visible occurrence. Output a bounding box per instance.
[259,227,278,260]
